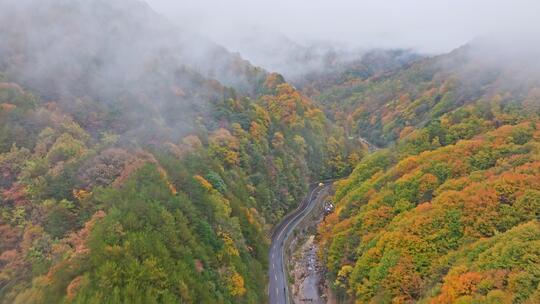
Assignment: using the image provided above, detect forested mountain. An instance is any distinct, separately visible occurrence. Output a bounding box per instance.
[211,29,419,87]
[297,49,421,98]
[316,39,540,303]
[0,0,269,144]
[0,0,361,303]
[307,40,540,147]
[1,1,539,304]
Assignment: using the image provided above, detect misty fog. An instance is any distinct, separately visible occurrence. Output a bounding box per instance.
[1,0,539,127]
[0,0,269,144]
[1,1,540,303]
[145,0,540,64]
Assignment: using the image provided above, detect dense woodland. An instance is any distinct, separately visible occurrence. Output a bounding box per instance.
[0,72,359,303]
[315,42,540,303]
[1,1,539,304]
[0,0,362,303]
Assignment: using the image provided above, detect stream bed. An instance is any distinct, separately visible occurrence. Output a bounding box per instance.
[290,235,325,303]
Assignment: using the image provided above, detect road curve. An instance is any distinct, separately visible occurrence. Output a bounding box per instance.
[268,183,329,304]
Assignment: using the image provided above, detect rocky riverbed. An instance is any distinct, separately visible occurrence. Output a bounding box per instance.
[290,235,326,303]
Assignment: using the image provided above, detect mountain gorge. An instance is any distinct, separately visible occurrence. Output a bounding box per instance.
[0,1,539,304]
[0,0,359,303]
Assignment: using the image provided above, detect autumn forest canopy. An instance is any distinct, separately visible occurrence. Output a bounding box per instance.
[0,0,539,303]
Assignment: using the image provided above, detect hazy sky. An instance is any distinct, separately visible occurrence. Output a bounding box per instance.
[144,0,539,54]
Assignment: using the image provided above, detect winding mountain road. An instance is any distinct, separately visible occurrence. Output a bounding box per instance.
[268,183,329,304]
[359,136,380,152]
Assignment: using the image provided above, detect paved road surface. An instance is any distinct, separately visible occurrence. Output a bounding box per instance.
[359,136,380,152]
[268,183,329,304]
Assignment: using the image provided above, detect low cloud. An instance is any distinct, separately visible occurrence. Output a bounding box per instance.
[145,0,540,55]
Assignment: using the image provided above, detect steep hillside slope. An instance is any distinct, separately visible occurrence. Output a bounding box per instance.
[297,49,421,98]
[0,61,357,304]
[309,40,540,147]
[0,0,267,143]
[317,42,540,303]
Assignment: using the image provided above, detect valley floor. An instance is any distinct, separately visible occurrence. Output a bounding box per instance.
[290,235,325,303]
